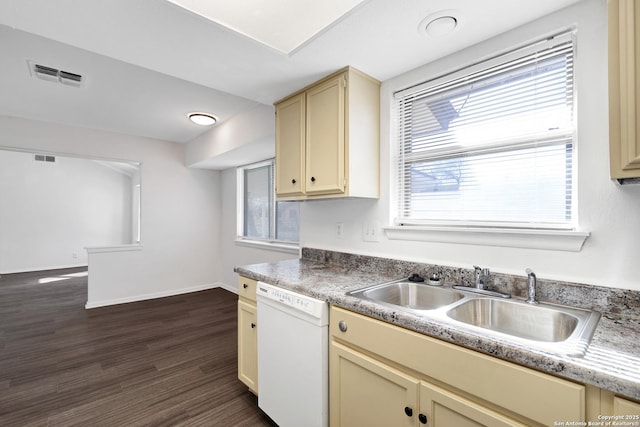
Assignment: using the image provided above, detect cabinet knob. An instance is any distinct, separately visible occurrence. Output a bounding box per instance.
[404,407,413,417]
[292,178,296,184]
[250,323,256,329]
[243,283,248,289]
[338,320,348,332]
[419,413,428,424]
[310,176,316,182]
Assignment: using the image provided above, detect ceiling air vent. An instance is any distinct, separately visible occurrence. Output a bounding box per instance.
[28,61,84,88]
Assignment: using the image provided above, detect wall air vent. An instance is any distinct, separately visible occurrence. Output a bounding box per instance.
[58,70,82,86]
[34,154,56,163]
[28,61,84,88]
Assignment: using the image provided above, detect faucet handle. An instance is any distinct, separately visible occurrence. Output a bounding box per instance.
[525,268,538,304]
[473,265,490,276]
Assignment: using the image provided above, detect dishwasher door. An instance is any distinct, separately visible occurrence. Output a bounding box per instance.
[256,282,328,427]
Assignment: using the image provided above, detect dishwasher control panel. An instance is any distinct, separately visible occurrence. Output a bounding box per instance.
[257,282,327,319]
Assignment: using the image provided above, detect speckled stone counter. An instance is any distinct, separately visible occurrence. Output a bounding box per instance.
[234,248,640,401]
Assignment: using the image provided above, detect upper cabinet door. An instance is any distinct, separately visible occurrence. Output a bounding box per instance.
[276,93,306,197]
[305,74,346,195]
[609,0,640,181]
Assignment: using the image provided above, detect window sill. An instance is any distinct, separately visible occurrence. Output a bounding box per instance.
[235,238,300,255]
[383,226,589,252]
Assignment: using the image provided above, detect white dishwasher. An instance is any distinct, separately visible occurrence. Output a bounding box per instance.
[256,281,329,427]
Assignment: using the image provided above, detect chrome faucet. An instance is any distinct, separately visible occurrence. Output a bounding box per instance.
[452,265,510,298]
[474,265,491,290]
[525,268,538,304]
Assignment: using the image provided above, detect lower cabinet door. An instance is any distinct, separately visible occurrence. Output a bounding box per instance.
[419,381,528,427]
[613,396,640,416]
[237,299,258,394]
[330,341,419,427]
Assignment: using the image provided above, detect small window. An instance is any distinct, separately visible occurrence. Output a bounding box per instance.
[395,32,575,230]
[238,160,300,244]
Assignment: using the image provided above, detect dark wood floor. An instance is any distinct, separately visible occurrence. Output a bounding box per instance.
[0,268,277,426]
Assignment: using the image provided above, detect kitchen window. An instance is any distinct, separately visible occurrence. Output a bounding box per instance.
[394,32,576,231]
[237,160,299,250]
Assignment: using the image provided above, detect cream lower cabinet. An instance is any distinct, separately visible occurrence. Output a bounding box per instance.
[330,306,585,427]
[613,396,640,416]
[331,340,418,426]
[419,382,528,427]
[331,341,526,427]
[237,276,258,394]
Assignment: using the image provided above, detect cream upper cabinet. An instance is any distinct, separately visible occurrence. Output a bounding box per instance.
[274,66,380,200]
[609,0,640,181]
[305,74,346,195]
[275,93,306,197]
[237,276,258,394]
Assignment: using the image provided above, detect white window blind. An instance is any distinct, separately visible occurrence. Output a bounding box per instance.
[395,32,575,230]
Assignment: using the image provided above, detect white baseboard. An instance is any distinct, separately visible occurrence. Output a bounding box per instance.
[1,263,88,275]
[218,282,238,294]
[85,282,222,309]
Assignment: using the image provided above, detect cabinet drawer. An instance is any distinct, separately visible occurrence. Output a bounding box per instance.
[238,276,257,302]
[331,306,585,426]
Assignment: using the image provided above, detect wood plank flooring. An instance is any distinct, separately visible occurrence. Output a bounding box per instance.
[0,268,277,426]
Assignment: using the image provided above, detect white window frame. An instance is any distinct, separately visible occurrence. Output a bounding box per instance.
[236,159,299,254]
[384,31,589,252]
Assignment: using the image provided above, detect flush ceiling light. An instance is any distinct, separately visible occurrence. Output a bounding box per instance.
[188,112,217,126]
[419,10,461,38]
[426,16,457,36]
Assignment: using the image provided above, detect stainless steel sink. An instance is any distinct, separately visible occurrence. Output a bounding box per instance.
[446,298,601,356]
[347,279,601,357]
[447,298,576,342]
[347,281,464,311]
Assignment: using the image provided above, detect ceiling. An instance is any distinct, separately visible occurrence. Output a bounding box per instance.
[0,0,582,145]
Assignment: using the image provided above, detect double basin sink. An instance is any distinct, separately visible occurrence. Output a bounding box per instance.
[347,280,601,357]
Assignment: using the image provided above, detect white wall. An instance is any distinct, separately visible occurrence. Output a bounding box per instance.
[0,115,222,306]
[186,102,297,288]
[299,0,640,291]
[0,149,132,273]
[219,167,297,289]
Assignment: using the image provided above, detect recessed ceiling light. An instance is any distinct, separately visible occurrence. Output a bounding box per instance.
[419,10,462,38]
[188,112,217,126]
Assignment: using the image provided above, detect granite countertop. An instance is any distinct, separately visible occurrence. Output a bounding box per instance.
[235,250,640,401]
